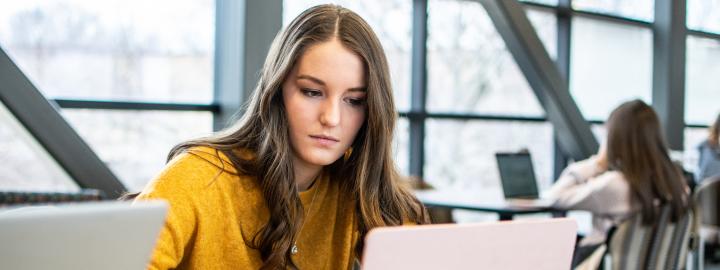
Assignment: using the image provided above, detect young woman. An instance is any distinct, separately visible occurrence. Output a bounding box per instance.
[134,4,428,269]
[546,99,690,265]
[697,113,720,182]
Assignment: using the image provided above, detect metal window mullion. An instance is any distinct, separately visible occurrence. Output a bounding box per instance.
[652,0,686,150]
[52,99,219,112]
[553,0,572,180]
[409,0,428,179]
[212,0,281,131]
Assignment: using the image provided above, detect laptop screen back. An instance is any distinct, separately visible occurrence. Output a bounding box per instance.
[496,152,539,199]
[363,218,577,270]
[0,201,167,270]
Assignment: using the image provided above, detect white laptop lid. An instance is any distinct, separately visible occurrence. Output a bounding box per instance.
[0,200,168,270]
[363,218,577,270]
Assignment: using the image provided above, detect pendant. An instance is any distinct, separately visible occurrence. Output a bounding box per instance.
[291,244,298,255]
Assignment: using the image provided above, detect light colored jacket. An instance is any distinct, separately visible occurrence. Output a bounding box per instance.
[546,156,637,246]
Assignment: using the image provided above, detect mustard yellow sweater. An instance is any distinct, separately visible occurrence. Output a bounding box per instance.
[135,147,359,269]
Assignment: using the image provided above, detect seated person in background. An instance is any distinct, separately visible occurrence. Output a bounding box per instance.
[545,99,690,266]
[697,112,720,182]
[133,4,429,269]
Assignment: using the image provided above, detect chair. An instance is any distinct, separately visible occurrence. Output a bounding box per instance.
[691,175,720,270]
[576,204,694,270]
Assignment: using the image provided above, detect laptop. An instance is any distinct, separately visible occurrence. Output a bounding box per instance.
[496,152,540,200]
[363,218,577,270]
[0,200,168,270]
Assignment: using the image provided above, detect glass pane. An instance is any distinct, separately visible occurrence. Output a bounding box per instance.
[527,8,557,58]
[0,102,78,192]
[687,0,720,33]
[590,124,607,144]
[0,0,214,103]
[573,0,654,22]
[426,0,551,116]
[394,118,410,176]
[685,127,710,173]
[283,0,412,112]
[61,109,214,191]
[686,36,720,125]
[424,120,554,195]
[570,17,652,121]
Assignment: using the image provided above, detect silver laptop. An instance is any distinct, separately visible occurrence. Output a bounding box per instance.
[363,218,577,270]
[0,200,168,270]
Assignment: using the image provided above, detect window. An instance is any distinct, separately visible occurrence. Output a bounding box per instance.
[61,109,213,191]
[686,36,720,125]
[527,8,558,59]
[283,0,412,112]
[573,0,654,22]
[0,0,215,103]
[426,0,553,116]
[687,0,720,34]
[590,124,607,144]
[685,127,710,172]
[424,120,553,192]
[0,102,78,192]
[0,0,216,191]
[570,17,652,121]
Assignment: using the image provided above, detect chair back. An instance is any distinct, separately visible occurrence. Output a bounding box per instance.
[605,204,693,270]
[694,176,720,227]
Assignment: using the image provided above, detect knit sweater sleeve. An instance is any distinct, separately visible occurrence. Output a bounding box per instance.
[134,150,223,270]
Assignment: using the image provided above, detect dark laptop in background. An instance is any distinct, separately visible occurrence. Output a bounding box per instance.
[496,152,540,199]
[495,152,552,207]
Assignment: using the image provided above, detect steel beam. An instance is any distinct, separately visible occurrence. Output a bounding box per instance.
[477,0,598,160]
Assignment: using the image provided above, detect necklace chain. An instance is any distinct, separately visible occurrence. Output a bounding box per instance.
[291,174,320,255]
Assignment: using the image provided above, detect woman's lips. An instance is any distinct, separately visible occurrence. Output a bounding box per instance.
[310,135,339,147]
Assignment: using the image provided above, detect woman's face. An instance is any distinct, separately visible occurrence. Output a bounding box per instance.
[282,39,367,170]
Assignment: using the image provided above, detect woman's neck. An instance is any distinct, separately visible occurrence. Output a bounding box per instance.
[292,155,322,192]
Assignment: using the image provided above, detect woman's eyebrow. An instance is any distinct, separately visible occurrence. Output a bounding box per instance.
[348,87,367,93]
[297,74,325,86]
[297,74,366,92]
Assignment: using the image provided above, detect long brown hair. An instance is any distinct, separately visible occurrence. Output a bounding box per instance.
[709,113,720,148]
[605,100,688,224]
[168,4,428,269]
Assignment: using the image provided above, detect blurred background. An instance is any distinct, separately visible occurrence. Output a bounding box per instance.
[1,0,718,222]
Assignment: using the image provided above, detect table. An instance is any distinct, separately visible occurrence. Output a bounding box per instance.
[415,190,565,221]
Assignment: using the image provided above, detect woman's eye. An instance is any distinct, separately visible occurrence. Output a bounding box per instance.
[346,97,366,106]
[300,88,322,97]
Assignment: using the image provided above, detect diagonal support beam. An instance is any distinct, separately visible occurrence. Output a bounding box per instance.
[477,0,598,160]
[0,47,126,198]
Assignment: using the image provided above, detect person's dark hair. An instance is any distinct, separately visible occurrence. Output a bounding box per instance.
[165,4,428,269]
[605,100,689,224]
[709,113,720,148]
